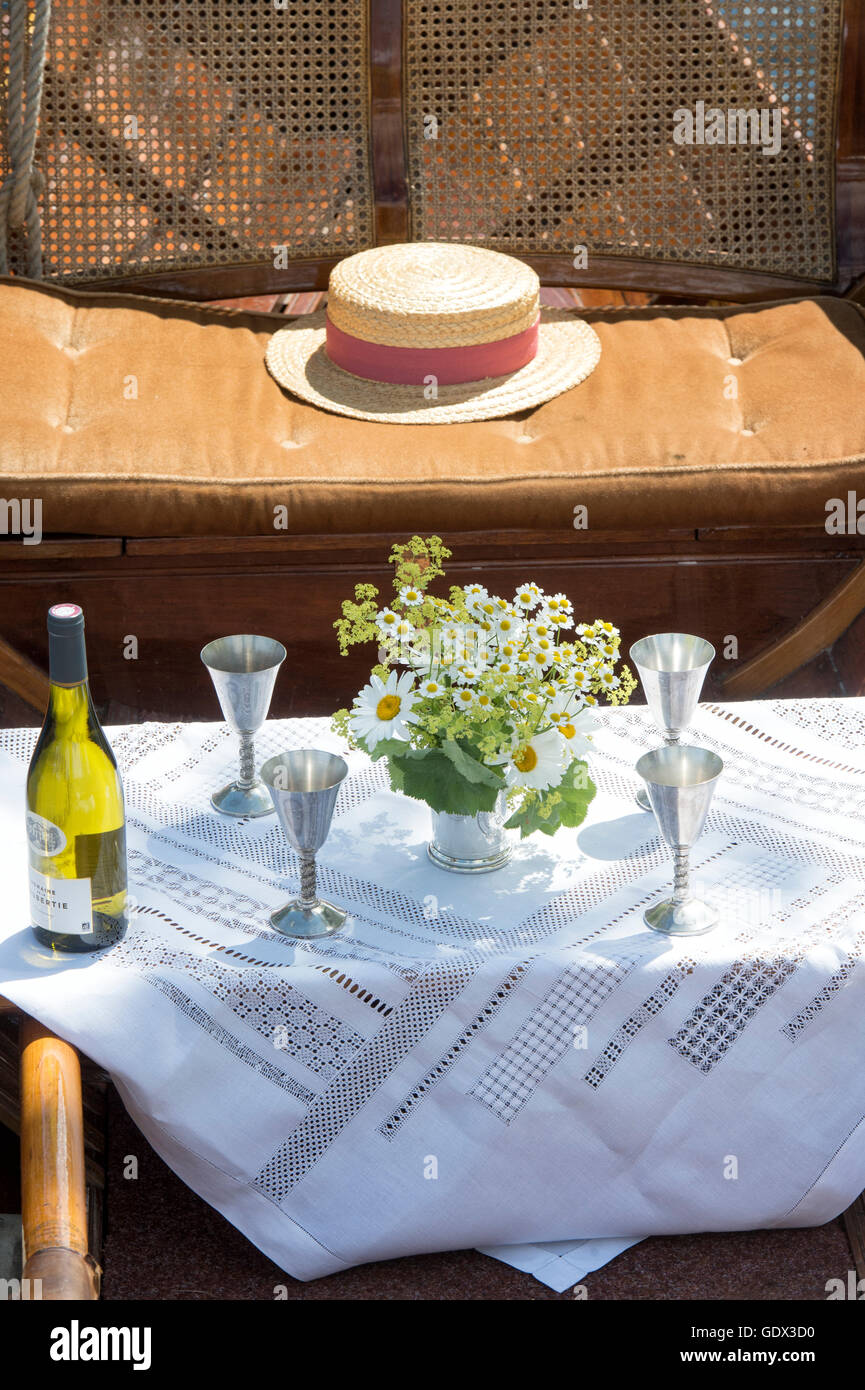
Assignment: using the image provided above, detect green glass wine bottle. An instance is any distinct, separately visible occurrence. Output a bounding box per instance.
[26,604,128,952]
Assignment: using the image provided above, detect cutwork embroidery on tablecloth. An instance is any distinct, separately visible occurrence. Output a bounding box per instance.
[669,907,861,1073]
[130,848,271,934]
[604,712,865,824]
[782,916,865,1043]
[379,963,529,1138]
[112,722,186,772]
[761,700,865,756]
[584,958,698,1090]
[145,975,315,1104]
[617,704,865,784]
[254,961,477,1200]
[469,950,643,1123]
[708,811,865,873]
[107,924,366,1080]
[129,847,413,992]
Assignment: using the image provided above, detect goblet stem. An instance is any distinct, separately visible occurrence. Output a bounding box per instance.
[238,731,256,789]
[299,854,318,909]
[672,845,690,904]
[664,729,681,746]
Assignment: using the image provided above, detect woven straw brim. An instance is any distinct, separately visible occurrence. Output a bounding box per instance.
[265,309,601,424]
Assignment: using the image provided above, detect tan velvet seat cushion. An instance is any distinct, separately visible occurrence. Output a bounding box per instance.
[1,275,863,538]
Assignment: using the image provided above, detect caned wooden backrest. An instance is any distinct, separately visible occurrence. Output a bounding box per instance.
[2,0,863,299]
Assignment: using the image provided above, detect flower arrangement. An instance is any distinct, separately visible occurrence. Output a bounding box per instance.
[332,537,636,838]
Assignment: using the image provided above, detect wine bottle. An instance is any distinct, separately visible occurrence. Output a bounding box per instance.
[26,604,128,952]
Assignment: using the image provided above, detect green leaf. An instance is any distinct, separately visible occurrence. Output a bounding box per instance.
[505,760,596,839]
[558,758,596,812]
[388,747,501,815]
[367,737,413,762]
[441,739,504,789]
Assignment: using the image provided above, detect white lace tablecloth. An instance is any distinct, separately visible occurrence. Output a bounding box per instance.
[1,698,865,1292]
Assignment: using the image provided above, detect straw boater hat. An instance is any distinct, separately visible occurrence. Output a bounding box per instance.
[265,241,601,424]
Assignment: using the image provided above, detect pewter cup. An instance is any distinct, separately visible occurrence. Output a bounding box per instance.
[629,633,715,810]
[261,749,349,938]
[637,744,723,937]
[201,634,286,818]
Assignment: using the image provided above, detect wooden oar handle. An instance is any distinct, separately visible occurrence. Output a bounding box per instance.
[19,1018,99,1299]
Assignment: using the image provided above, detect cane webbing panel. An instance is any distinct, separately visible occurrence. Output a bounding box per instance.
[405,0,842,282]
[1,0,374,283]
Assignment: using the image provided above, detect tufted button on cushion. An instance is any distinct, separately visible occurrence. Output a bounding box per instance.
[0,276,863,538]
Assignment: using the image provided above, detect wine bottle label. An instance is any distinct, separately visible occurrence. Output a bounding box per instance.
[26,812,67,857]
[29,868,94,936]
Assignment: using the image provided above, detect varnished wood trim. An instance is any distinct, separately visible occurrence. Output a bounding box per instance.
[370,0,409,244]
[0,539,123,563]
[0,635,49,712]
[67,250,839,305]
[20,1019,99,1300]
[519,254,835,301]
[124,528,696,560]
[838,0,865,161]
[836,0,865,287]
[71,258,338,301]
[722,556,865,696]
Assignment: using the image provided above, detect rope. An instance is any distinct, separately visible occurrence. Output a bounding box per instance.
[0,0,52,277]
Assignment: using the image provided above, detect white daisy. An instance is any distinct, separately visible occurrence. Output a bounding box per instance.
[453,687,477,712]
[547,611,573,631]
[521,645,554,672]
[463,583,488,608]
[376,608,401,635]
[555,707,600,753]
[545,593,574,618]
[398,585,424,607]
[513,583,542,612]
[350,670,418,750]
[419,678,444,698]
[454,664,479,685]
[507,728,566,791]
[495,614,523,640]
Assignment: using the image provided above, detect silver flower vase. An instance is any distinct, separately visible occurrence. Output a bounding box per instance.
[428,792,512,873]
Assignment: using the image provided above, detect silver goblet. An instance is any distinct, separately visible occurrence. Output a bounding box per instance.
[636,744,723,937]
[201,634,286,818]
[629,632,715,810]
[261,749,349,939]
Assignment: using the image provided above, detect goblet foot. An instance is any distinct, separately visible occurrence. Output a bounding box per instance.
[635,785,652,811]
[269,898,347,939]
[643,896,718,937]
[210,779,275,818]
